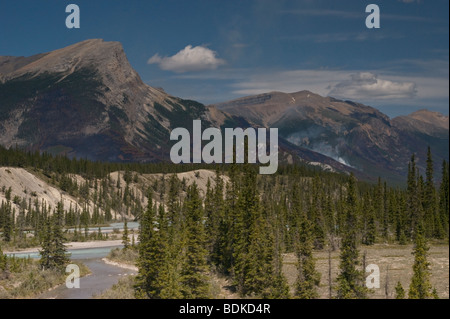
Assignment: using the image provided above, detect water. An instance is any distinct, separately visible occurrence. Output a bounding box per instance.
[8,244,135,299]
[5,222,140,299]
[38,258,136,299]
[8,245,123,260]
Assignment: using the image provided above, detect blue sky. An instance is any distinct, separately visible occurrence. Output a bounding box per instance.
[0,0,448,117]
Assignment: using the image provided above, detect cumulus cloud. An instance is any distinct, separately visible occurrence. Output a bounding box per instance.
[148,45,225,73]
[328,72,417,100]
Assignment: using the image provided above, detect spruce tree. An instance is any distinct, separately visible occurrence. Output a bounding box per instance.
[294,216,321,299]
[408,224,433,299]
[407,155,420,239]
[155,203,180,299]
[52,203,70,270]
[395,281,405,299]
[135,193,158,298]
[0,246,6,272]
[336,174,367,299]
[432,288,439,299]
[362,195,376,245]
[439,161,449,237]
[181,183,210,298]
[309,176,326,250]
[232,165,257,294]
[423,147,443,238]
[39,202,70,271]
[122,218,130,250]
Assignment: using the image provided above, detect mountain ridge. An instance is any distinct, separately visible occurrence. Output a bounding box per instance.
[1,39,448,182]
[213,91,449,180]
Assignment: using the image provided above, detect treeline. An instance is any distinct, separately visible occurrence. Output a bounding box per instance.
[1,144,449,298]
[0,144,343,248]
[0,145,327,180]
[134,147,449,299]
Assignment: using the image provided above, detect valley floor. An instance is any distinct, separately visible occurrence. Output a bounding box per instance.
[99,243,449,299]
[283,243,449,299]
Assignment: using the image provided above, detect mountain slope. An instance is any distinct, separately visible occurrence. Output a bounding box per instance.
[214,91,449,180]
[0,39,233,162]
[0,39,369,178]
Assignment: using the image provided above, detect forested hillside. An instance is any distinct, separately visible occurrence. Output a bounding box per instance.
[1,145,449,298]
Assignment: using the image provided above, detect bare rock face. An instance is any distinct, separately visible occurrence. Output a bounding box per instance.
[393,109,449,136]
[214,91,449,181]
[1,39,447,182]
[0,39,231,162]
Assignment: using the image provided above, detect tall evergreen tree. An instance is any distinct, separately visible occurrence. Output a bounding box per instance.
[408,224,433,299]
[122,218,130,249]
[395,281,405,299]
[181,183,210,298]
[439,161,449,237]
[294,216,321,299]
[336,174,367,299]
[135,193,160,298]
[423,147,444,238]
[39,202,70,271]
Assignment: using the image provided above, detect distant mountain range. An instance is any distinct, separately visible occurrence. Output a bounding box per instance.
[213,91,449,182]
[1,39,448,183]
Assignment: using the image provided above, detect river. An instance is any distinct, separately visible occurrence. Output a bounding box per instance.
[10,244,136,299]
[5,222,139,299]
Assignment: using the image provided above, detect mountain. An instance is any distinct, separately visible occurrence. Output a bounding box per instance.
[2,39,446,183]
[213,91,449,182]
[0,39,354,176]
[0,39,240,162]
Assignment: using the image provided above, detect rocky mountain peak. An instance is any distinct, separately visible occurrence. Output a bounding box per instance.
[0,39,141,87]
[407,109,449,130]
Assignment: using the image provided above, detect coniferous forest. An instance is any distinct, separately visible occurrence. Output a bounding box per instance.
[0,145,449,299]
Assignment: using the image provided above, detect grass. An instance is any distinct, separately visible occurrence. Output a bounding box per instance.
[107,247,138,266]
[0,260,90,299]
[282,243,449,299]
[94,275,136,299]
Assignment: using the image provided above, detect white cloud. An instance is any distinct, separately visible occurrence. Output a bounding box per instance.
[328,72,417,100]
[154,66,447,115]
[230,69,348,96]
[148,45,225,73]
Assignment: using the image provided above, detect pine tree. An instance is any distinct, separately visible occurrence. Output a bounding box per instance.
[407,155,420,239]
[231,165,256,294]
[0,246,7,271]
[309,176,326,250]
[336,174,367,299]
[135,193,159,298]
[362,195,376,245]
[423,147,444,238]
[164,175,184,298]
[155,203,180,299]
[439,161,449,237]
[432,288,439,299]
[294,216,321,299]
[39,202,69,271]
[52,202,70,270]
[206,170,225,268]
[395,281,405,299]
[122,218,130,249]
[181,183,210,298]
[244,209,275,297]
[408,224,433,299]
